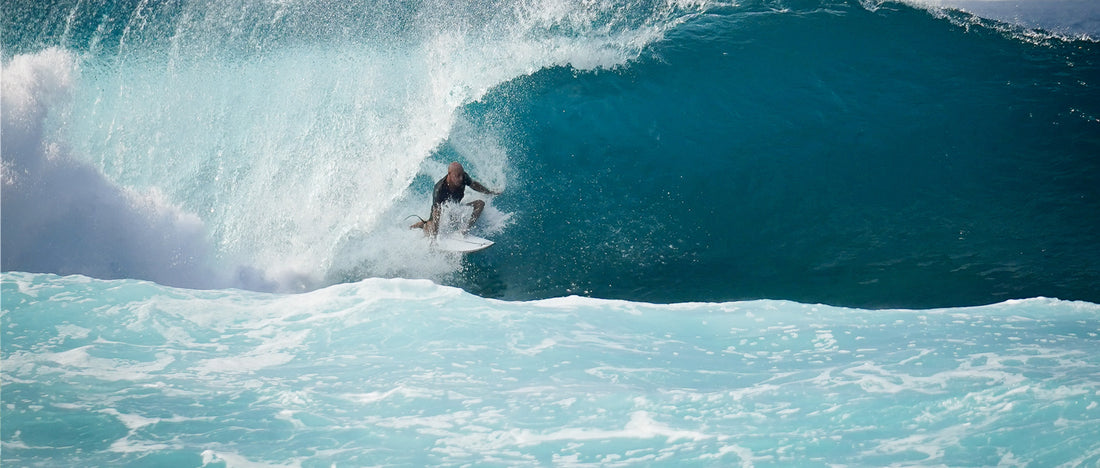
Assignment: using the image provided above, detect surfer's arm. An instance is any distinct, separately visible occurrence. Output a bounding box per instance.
[468,180,499,196]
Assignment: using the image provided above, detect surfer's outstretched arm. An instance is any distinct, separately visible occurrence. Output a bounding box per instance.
[468,180,500,196]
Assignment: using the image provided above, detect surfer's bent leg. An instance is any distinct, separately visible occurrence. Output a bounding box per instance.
[426,204,442,237]
[464,200,485,233]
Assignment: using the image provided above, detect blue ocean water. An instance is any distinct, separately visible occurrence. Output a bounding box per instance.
[462,2,1100,307]
[3,0,1100,465]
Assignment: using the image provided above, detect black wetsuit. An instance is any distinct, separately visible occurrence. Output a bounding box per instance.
[415,170,493,234]
[431,173,471,217]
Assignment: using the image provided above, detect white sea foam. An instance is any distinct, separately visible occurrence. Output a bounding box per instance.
[3,272,1100,465]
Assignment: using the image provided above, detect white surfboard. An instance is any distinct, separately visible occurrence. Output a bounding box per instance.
[433,233,494,253]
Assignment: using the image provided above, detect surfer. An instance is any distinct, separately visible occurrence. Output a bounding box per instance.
[410,162,500,237]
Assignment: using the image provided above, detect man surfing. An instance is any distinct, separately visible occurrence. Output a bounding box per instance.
[410,162,500,237]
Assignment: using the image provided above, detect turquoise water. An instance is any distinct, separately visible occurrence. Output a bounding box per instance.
[4,272,1099,466]
[3,0,1100,465]
[3,0,1098,307]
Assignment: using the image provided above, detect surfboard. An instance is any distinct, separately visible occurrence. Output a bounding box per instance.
[433,233,494,253]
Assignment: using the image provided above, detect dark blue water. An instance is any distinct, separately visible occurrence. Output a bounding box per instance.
[448,1,1100,307]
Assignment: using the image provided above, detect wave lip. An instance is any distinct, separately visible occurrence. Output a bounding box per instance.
[899,0,1100,39]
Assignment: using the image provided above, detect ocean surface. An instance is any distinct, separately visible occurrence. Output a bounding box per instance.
[3,0,1099,465]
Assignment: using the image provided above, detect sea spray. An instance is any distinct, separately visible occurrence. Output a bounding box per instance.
[3,0,709,290]
[1,48,223,288]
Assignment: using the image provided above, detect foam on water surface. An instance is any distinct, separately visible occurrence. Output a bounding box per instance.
[3,272,1098,466]
[3,0,1098,306]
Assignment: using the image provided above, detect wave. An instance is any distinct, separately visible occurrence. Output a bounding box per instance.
[462,0,1100,306]
[3,0,708,291]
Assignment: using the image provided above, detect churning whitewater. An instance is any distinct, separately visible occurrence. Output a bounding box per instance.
[3,272,1099,466]
[3,0,1099,465]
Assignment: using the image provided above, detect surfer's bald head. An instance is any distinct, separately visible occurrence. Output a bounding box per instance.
[446,162,466,187]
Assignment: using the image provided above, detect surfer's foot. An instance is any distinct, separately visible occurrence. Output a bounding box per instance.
[410,220,426,230]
